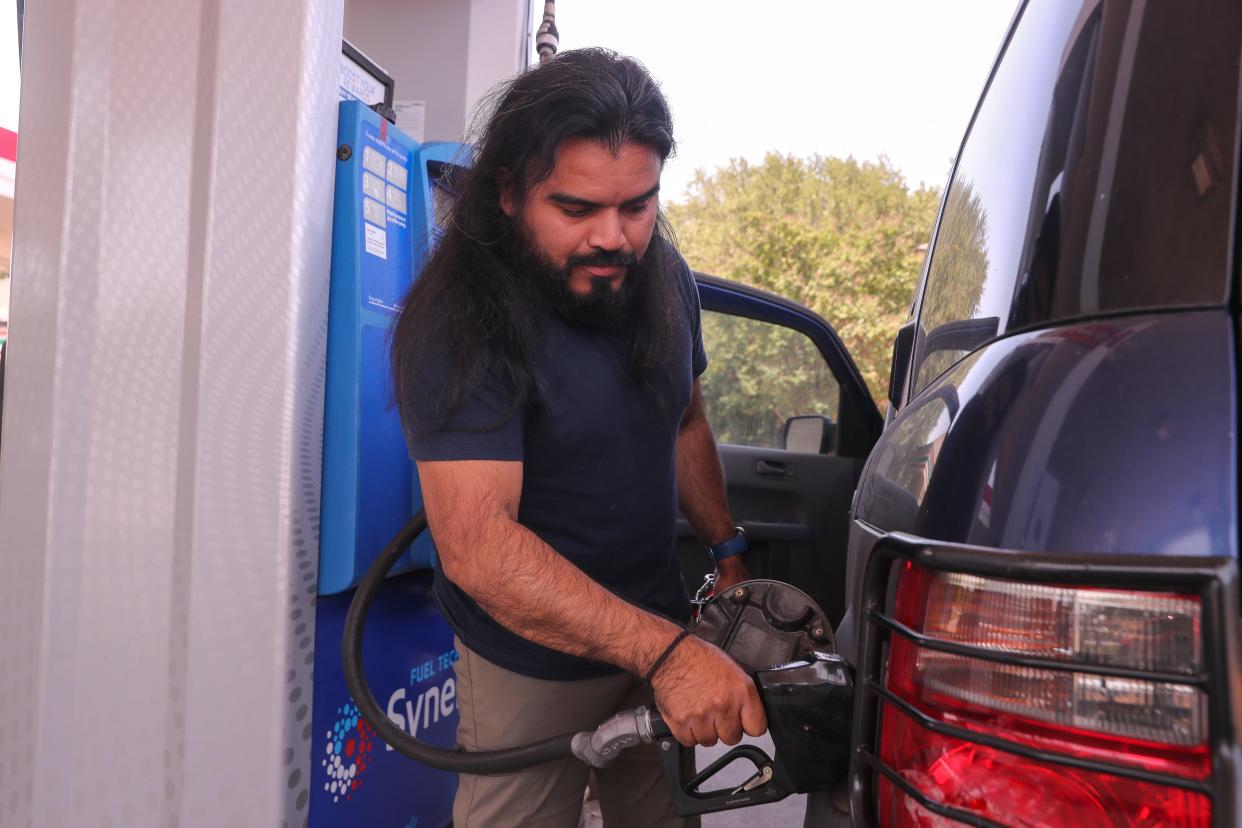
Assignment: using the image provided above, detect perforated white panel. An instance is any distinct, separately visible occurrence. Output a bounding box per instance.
[0,0,341,825]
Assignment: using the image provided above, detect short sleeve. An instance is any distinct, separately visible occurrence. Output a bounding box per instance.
[405,362,525,462]
[677,258,709,378]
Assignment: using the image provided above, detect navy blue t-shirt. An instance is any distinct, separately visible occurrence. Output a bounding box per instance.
[408,257,708,679]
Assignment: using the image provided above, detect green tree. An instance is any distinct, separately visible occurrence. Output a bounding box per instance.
[668,154,940,412]
[697,310,841,448]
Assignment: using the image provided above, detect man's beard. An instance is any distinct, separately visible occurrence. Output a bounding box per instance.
[511,226,642,331]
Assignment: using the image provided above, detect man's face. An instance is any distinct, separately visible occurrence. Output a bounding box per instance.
[502,138,662,302]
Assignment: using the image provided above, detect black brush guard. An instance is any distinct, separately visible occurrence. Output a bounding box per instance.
[848,530,1241,828]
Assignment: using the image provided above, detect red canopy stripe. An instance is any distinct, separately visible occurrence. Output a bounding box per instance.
[0,127,17,163]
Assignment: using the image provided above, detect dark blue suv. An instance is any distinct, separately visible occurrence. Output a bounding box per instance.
[825,1,1241,825]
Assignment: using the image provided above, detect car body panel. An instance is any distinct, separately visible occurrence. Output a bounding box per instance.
[860,311,1237,555]
[839,310,1238,659]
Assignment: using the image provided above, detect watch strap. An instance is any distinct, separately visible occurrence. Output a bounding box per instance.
[707,527,748,562]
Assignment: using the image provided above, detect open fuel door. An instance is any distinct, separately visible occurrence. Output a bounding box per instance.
[677,274,883,627]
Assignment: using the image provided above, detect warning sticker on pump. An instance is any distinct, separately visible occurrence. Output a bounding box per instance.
[364,222,387,259]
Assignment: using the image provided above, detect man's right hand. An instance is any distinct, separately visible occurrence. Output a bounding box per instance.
[649,634,768,748]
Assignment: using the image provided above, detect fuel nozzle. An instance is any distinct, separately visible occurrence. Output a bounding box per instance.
[754,652,854,795]
[570,580,856,817]
[569,705,660,768]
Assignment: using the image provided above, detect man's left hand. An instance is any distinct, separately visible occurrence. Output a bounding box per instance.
[713,556,750,593]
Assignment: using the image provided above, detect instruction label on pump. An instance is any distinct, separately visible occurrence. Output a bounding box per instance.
[362,171,385,202]
[364,222,387,259]
[355,119,414,312]
[386,184,407,214]
[362,146,387,177]
[363,196,386,226]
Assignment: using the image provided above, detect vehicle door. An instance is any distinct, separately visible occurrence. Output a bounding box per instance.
[676,273,883,628]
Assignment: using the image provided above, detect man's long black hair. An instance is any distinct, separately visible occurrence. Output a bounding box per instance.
[390,48,682,438]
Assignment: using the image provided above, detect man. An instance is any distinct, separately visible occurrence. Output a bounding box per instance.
[390,48,766,827]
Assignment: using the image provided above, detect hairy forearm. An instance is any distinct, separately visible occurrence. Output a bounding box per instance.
[434,509,681,675]
[676,415,735,546]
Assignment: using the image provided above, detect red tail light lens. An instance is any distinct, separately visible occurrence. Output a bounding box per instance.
[878,705,1210,827]
[877,563,1210,827]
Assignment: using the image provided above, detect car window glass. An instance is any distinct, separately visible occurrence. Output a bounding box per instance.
[1077,1,1239,317]
[914,0,1087,393]
[700,310,840,451]
[913,0,1241,396]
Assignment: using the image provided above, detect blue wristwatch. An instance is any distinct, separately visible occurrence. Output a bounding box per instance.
[707,526,748,563]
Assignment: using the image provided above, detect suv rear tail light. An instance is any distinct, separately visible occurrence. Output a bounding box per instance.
[878,562,1211,827]
[913,569,1205,747]
[876,718,1210,828]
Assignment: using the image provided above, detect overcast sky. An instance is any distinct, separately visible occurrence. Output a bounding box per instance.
[1,2,1019,198]
[548,1,1018,201]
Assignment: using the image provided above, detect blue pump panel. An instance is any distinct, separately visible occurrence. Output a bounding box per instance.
[313,104,470,828]
[308,572,459,827]
[319,100,434,595]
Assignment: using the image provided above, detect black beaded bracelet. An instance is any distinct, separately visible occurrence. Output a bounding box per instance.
[643,628,692,685]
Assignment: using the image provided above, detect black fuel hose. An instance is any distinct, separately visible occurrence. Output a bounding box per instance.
[341,510,580,773]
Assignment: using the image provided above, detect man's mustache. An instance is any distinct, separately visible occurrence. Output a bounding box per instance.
[567,249,639,269]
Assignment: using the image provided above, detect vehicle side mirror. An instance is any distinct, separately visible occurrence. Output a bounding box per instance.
[923,316,1000,357]
[783,415,836,454]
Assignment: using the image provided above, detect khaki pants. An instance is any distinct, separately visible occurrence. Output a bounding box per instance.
[452,637,700,828]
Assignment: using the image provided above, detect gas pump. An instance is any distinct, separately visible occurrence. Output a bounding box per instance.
[309,88,469,827]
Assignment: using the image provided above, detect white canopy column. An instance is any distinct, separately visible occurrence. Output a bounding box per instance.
[0,0,342,824]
